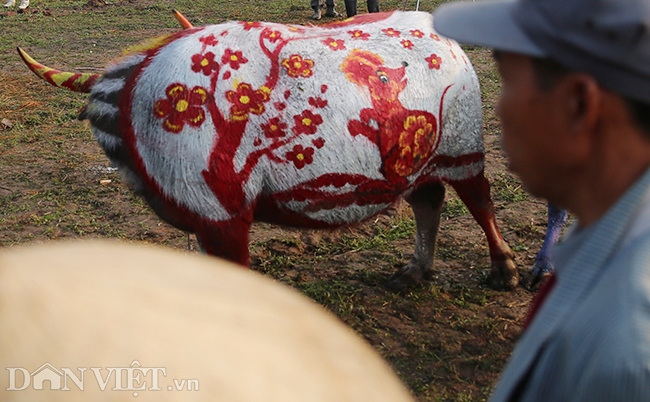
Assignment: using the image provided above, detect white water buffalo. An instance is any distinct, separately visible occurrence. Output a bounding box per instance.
[18,10,518,290]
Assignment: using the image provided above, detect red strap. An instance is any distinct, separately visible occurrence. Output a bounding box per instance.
[524,273,556,328]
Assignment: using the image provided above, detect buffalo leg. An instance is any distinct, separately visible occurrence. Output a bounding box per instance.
[529,204,568,286]
[386,181,445,291]
[195,211,253,267]
[448,173,518,290]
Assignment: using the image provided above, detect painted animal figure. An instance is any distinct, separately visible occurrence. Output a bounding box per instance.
[18,11,518,290]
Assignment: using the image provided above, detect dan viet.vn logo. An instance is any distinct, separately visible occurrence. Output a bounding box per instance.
[6,360,199,396]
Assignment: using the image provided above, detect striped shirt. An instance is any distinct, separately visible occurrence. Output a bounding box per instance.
[489,166,650,402]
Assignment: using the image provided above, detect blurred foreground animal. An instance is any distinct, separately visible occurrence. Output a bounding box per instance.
[18,11,517,290]
[0,240,415,401]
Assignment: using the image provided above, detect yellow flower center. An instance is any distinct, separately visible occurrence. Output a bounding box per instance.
[240,96,250,105]
[176,100,189,113]
[201,58,209,67]
[231,55,238,61]
[271,125,277,131]
[330,42,338,47]
[302,118,312,126]
[294,62,302,68]
[297,154,304,161]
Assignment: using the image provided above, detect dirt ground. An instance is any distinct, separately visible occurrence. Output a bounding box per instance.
[0,2,556,400]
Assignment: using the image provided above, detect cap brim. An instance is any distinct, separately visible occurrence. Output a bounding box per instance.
[433,0,546,58]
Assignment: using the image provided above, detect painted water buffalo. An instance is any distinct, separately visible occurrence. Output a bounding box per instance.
[18,11,518,290]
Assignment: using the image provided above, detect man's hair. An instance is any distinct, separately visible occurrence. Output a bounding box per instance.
[530,57,650,137]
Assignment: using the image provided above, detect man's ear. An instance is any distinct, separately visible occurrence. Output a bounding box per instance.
[548,73,602,165]
[559,73,602,137]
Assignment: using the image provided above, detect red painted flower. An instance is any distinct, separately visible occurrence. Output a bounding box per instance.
[410,29,425,38]
[322,38,346,51]
[348,30,370,40]
[430,33,440,41]
[382,28,401,37]
[394,114,436,176]
[401,39,414,49]
[225,83,271,121]
[222,49,248,70]
[309,96,328,108]
[282,54,315,78]
[425,54,443,70]
[292,110,323,135]
[241,21,262,30]
[199,34,219,46]
[154,83,208,134]
[286,144,314,169]
[262,117,288,138]
[261,29,282,43]
[312,137,325,149]
[191,52,219,76]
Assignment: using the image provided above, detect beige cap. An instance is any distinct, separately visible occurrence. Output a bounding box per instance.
[0,240,414,402]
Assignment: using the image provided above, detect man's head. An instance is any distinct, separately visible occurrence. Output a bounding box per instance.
[433,0,650,223]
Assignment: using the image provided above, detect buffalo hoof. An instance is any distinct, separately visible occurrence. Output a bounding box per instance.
[522,269,552,291]
[488,258,519,291]
[524,258,554,290]
[385,264,433,292]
